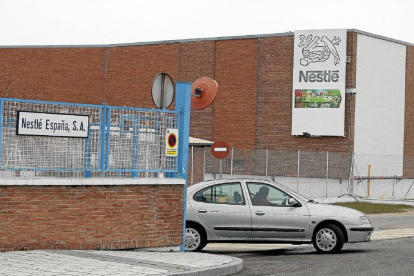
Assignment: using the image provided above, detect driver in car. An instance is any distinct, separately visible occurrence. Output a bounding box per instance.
[251,186,281,206]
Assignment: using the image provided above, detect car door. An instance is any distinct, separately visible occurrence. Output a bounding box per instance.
[245,181,310,239]
[190,181,252,238]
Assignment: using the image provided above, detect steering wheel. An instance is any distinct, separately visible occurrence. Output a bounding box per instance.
[281,198,288,206]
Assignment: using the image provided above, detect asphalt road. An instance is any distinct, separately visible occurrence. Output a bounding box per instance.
[205,212,414,276]
[217,237,414,276]
[368,210,414,230]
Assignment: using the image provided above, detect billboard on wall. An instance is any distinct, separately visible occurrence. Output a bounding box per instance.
[291,29,347,136]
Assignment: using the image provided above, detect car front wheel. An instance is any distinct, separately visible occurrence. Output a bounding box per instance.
[185,224,206,252]
[312,223,345,253]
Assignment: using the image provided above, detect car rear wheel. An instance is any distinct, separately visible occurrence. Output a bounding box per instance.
[185,224,207,252]
[312,223,345,254]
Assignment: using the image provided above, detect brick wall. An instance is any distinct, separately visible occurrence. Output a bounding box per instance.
[214,39,258,149]
[0,33,358,154]
[0,48,107,104]
[404,45,414,176]
[179,41,216,142]
[346,33,358,89]
[0,185,184,252]
[106,44,179,108]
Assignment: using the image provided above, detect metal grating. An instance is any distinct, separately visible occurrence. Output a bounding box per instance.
[0,99,179,178]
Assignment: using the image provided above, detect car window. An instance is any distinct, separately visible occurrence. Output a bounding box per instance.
[247,182,291,206]
[193,182,245,205]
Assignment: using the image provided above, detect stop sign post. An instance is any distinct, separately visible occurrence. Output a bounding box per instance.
[211,141,230,179]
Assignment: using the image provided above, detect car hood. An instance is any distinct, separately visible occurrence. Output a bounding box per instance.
[306,202,364,218]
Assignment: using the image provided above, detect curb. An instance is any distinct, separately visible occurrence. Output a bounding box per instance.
[164,257,243,276]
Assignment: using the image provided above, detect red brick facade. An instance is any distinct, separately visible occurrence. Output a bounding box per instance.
[0,33,359,153]
[404,45,414,176]
[0,184,184,252]
[2,31,414,172]
[178,41,216,141]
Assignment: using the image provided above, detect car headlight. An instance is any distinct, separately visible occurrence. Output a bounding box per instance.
[359,216,371,224]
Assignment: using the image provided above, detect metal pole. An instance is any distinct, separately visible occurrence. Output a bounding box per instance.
[326,151,329,198]
[230,147,233,178]
[392,176,396,198]
[99,104,106,177]
[191,146,194,185]
[175,82,191,252]
[297,150,300,193]
[146,145,149,178]
[404,180,414,199]
[160,73,165,108]
[367,164,371,198]
[266,149,269,178]
[349,152,354,195]
[219,159,223,179]
[203,147,206,181]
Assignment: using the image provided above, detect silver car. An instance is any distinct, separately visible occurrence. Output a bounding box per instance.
[185,179,373,253]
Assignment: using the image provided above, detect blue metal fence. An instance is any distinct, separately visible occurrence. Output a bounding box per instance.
[0,98,180,178]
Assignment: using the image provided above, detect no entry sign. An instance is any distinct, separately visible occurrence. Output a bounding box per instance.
[211,141,230,159]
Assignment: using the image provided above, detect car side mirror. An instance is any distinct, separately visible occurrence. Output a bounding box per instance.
[288,198,301,207]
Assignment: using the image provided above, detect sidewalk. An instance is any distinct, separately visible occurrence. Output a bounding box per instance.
[0,250,243,276]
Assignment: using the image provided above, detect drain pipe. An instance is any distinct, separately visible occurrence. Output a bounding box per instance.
[366,164,371,198]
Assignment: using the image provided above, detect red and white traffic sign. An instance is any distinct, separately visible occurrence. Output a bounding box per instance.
[211,141,230,159]
[165,129,178,157]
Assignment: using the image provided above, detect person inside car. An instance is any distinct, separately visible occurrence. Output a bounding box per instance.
[251,186,280,206]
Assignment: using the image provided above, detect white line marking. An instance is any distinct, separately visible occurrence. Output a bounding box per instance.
[371,228,414,240]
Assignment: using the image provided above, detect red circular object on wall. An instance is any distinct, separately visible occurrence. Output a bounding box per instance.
[191,77,218,110]
[211,141,230,159]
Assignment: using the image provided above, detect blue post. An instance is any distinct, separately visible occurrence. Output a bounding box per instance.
[100,104,107,177]
[105,108,111,174]
[83,136,92,177]
[131,115,140,178]
[175,82,191,252]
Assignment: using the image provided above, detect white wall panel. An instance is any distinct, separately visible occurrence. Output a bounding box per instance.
[354,34,406,176]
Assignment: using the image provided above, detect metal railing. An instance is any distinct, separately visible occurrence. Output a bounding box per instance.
[0,98,179,178]
[188,147,414,199]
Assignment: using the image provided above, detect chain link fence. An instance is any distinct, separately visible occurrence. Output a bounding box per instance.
[105,107,179,178]
[0,98,179,178]
[188,147,414,200]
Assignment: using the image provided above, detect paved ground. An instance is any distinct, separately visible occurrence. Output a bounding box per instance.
[0,251,243,276]
[204,227,414,253]
[368,210,414,230]
[203,209,414,276]
[216,237,414,276]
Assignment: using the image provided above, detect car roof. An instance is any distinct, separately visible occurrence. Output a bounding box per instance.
[187,178,278,192]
